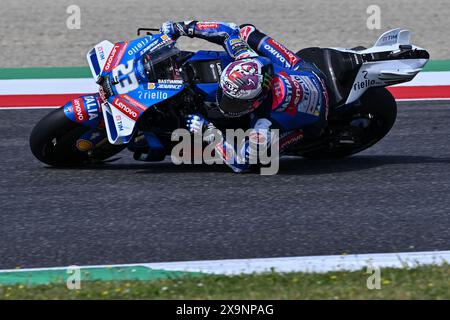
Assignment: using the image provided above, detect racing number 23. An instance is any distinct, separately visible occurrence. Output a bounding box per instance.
[112,60,139,94]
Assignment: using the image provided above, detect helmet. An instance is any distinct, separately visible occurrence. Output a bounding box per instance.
[217,58,274,117]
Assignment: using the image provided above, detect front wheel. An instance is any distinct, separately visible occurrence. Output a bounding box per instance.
[301,88,397,159]
[30,107,125,166]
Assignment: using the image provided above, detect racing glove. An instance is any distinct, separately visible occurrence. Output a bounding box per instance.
[186,114,252,173]
[186,114,218,143]
[160,21,196,40]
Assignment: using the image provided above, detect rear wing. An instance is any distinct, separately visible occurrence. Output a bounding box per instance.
[374,28,411,47]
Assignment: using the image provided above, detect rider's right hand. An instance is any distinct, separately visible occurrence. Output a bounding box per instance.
[186,114,209,135]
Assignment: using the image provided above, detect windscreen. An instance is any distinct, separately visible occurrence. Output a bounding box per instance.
[142,43,181,82]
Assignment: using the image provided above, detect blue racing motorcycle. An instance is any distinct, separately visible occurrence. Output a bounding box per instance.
[30,27,429,166]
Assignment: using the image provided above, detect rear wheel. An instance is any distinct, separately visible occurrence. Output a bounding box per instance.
[30,107,125,166]
[301,88,397,159]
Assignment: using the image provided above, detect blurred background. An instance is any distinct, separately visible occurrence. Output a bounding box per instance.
[0,0,448,67]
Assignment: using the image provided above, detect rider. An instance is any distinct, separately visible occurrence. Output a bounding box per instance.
[160,21,329,172]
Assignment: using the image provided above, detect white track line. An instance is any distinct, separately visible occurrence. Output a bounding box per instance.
[1,250,448,275]
[396,98,450,101]
[0,79,98,95]
[0,71,448,95]
[1,98,449,110]
[0,106,58,110]
[392,71,450,87]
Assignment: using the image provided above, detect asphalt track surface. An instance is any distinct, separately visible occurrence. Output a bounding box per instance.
[0,102,449,269]
[0,0,449,269]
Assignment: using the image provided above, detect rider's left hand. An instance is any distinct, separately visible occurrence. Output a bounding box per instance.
[160,21,180,39]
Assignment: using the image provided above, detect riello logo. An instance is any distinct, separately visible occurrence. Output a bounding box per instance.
[354,79,376,91]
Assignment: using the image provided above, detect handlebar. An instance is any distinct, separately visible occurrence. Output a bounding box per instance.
[137,28,160,36]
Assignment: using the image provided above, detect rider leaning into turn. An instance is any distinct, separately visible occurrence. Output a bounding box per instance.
[160,21,330,173]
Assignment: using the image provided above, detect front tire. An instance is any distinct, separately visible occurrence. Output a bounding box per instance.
[30,107,125,166]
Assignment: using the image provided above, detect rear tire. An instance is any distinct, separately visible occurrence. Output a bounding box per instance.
[30,107,125,166]
[302,88,397,159]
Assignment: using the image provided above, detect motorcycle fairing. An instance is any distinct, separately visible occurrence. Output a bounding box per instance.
[86,34,186,145]
[374,28,411,47]
[345,58,427,104]
[63,94,102,128]
[87,40,115,80]
[331,29,429,104]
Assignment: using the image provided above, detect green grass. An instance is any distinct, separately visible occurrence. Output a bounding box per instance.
[1,265,448,300]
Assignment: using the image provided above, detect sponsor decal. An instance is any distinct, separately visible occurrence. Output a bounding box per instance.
[141,34,173,56]
[231,41,246,52]
[76,139,94,152]
[293,75,320,116]
[104,44,121,72]
[83,96,99,121]
[148,80,184,90]
[239,25,255,42]
[138,91,169,100]
[263,44,291,67]
[121,94,147,111]
[116,114,124,131]
[156,83,183,90]
[230,38,243,45]
[97,46,106,60]
[112,97,140,121]
[289,75,304,109]
[196,22,219,30]
[98,86,108,103]
[354,79,376,91]
[235,52,252,60]
[353,71,378,91]
[139,39,159,56]
[158,79,183,84]
[273,73,322,117]
[127,37,150,56]
[381,34,398,44]
[276,73,294,114]
[103,42,128,72]
[271,76,285,109]
[72,98,88,123]
[265,39,300,67]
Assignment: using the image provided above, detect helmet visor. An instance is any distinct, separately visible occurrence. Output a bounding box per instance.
[217,88,264,117]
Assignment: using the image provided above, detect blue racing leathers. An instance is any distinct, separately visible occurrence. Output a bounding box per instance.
[164,21,329,173]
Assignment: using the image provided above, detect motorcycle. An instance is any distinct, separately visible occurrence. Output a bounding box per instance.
[30,27,429,166]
